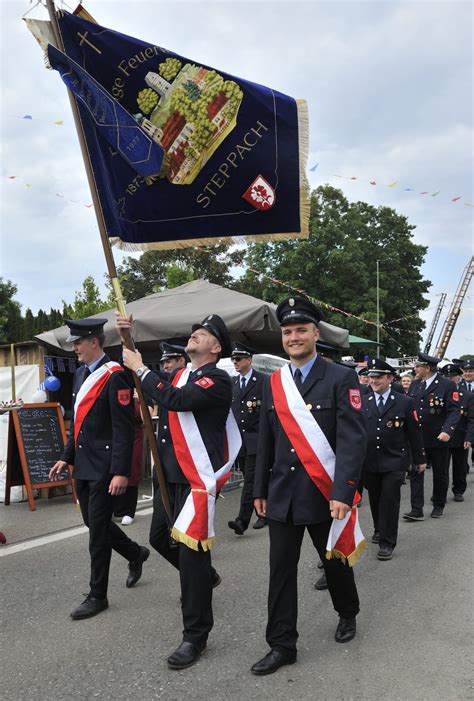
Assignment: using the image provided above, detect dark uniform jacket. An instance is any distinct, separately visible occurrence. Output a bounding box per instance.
[449,388,474,448]
[60,355,135,480]
[408,374,460,449]
[360,384,372,396]
[363,391,425,472]
[231,369,268,456]
[142,363,232,484]
[254,356,367,525]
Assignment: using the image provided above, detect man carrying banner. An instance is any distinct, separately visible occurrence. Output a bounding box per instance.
[116,312,240,670]
[251,297,367,676]
[49,318,150,620]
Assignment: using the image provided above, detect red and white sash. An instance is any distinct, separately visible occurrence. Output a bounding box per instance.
[168,368,242,551]
[74,362,123,443]
[271,364,366,566]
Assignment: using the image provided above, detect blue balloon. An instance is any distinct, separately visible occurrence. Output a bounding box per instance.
[44,375,61,392]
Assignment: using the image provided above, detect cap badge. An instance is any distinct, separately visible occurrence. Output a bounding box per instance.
[289,298,295,306]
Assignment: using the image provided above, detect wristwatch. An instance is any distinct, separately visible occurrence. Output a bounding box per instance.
[135,366,148,378]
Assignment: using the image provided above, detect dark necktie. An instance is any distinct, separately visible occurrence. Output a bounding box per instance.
[294,368,303,389]
[468,382,472,393]
[240,376,246,394]
[377,394,384,414]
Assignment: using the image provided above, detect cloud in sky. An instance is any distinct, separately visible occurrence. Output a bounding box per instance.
[1,0,472,357]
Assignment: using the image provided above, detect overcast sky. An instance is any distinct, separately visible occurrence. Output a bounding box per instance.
[1,0,472,358]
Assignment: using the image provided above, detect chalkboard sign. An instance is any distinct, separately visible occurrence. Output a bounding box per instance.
[4,403,75,511]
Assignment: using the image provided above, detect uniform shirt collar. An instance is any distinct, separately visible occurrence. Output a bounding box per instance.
[290,354,318,381]
[375,387,392,402]
[240,368,253,384]
[424,372,437,389]
[86,353,106,373]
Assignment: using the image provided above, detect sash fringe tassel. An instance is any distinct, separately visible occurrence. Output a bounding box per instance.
[171,527,216,552]
[326,538,367,568]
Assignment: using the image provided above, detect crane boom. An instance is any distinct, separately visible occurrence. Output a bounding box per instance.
[435,256,474,358]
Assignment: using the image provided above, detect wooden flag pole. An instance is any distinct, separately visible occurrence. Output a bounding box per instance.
[45,0,172,521]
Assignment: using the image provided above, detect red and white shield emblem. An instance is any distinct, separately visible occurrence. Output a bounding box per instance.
[349,389,362,410]
[117,389,131,406]
[242,175,276,210]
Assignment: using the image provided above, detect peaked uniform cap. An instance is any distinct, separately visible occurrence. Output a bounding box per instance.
[462,359,474,370]
[192,314,232,358]
[441,363,462,376]
[231,342,255,358]
[416,352,440,367]
[65,318,107,342]
[160,342,189,362]
[276,296,324,326]
[368,358,395,375]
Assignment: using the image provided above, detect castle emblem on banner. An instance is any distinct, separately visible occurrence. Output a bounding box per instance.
[135,58,243,185]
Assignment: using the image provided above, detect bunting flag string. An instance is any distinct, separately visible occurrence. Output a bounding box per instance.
[4,173,93,209]
[332,173,473,207]
[10,114,66,125]
[248,268,436,339]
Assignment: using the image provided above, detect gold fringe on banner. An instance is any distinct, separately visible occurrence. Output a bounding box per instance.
[325,538,367,568]
[171,527,216,552]
[110,98,310,252]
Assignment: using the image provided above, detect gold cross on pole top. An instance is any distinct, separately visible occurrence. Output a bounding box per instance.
[77,31,102,54]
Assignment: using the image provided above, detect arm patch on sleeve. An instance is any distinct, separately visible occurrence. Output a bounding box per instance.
[452,391,459,402]
[195,376,215,389]
[413,410,419,422]
[117,389,131,406]
[349,388,362,410]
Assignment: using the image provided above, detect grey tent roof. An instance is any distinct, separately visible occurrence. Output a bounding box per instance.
[35,279,349,359]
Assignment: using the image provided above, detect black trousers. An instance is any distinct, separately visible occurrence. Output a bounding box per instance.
[450,447,468,495]
[409,446,450,510]
[149,479,214,646]
[75,478,141,599]
[237,453,257,528]
[113,486,139,518]
[266,516,360,654]
[363,470,405,548]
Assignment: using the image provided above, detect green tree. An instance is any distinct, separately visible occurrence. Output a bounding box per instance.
[235,186,431,357]
[116,244,243,302]
[0,278,23,343]
[62,275,111,319]
[23,309,36,340]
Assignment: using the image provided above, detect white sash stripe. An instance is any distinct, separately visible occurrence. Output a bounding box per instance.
[172,368,242,543]
[278,364,363,558]
[74,362,121,416]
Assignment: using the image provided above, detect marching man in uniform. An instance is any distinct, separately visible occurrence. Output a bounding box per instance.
[228,342,268,534]
[49,318,149,620]
[363,358,426,560]
[251,297,367,676]
[116,312,241,670]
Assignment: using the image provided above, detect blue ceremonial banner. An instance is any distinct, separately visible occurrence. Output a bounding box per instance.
[46,9,309,249]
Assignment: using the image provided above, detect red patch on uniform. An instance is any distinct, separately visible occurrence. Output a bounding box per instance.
[452,391,459,401]
[117,389,131,406]
[195,376,215,389]
[347,480,355,486]
[349,388,362,410]
[156,382,165,390]
[413,410,419,422]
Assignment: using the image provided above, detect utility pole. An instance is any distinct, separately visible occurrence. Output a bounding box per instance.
[376,259,380,358]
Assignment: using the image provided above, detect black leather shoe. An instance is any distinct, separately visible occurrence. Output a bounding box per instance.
[403,510,424,521]
[431,506,444,518]
[70,595,108,620]
[126,546,150,588]
[314,573,328,590]
[253,517,268,530]
[453,494,464,502]
[377,545,394,561]
[167,641,206,669]
[371,531,380,543]
[335,617,356,643]
[228,518,245,535]
[251,649,296,675]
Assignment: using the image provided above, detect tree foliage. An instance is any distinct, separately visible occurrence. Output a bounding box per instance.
[235,186,431,357]
[62,275,111,320]
[116,244,243,302]
[0,278,23,343]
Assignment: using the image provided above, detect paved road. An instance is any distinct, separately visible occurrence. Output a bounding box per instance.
[1,472,473,700]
